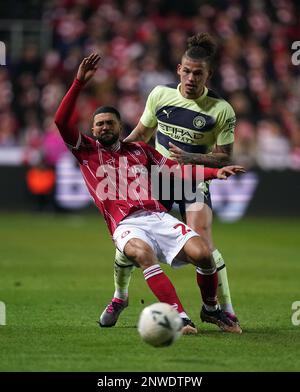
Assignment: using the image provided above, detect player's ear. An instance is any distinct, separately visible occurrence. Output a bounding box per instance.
[177,63,182,76]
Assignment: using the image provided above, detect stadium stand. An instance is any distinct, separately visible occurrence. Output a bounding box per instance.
[0,0,300,170]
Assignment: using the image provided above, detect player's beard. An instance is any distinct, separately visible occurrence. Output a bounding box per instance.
[98,133,119,147]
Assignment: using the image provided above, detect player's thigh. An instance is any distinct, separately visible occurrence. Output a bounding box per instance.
[113,225,157,267]
[124,238,157,267]
[152,212,199,268]
[185,202,214,249]
[177,235,212,267]
[183,235,211,260]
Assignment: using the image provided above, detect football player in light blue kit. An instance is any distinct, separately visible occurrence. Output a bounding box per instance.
[100,32,241,334]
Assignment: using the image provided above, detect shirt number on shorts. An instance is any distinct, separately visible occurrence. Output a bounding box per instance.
[173,223,191,235]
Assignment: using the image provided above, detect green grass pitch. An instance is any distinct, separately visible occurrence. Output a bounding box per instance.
[0,212,299,372]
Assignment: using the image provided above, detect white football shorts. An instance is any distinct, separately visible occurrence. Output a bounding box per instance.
[113,210,199,268]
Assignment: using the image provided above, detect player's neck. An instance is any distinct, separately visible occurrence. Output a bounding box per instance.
[100,140,121,152]
[180,85,205,100]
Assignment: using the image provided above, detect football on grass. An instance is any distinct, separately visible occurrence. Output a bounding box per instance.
[137,303,183,347]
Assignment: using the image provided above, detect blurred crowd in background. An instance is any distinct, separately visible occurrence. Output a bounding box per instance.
[1,0,300,170]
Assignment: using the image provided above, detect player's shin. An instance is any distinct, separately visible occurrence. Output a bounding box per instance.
[114,248,135,300]
[143,264,187,317]
[196,266,219,311]
[213,249,235,315]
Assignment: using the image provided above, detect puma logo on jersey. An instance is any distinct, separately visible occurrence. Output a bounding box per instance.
[163,109,172,118]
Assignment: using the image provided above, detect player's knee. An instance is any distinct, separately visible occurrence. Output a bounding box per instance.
[201,243,212,262]
[198,245,212,266]
[190,240,213,268]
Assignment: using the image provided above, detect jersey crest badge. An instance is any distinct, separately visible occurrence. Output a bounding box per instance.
[193,115,206,129]
[121,230,131,238]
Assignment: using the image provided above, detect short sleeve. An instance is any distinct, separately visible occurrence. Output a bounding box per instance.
[140,87,160,128]
[216,102,236,146]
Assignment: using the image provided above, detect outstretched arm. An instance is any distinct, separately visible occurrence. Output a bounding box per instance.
[54,53,100,148]
[216,165,245,179]
[165,156,244,182]
[140,142,244,182]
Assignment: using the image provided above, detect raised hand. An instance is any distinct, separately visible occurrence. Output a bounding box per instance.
[217,165,246,180]
[76,53,101,84]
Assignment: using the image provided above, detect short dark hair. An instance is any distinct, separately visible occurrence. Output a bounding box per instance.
[183,32,217,70]
[93,106,121,121]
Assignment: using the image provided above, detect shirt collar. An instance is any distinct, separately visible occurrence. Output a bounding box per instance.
[96,140,121,152]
